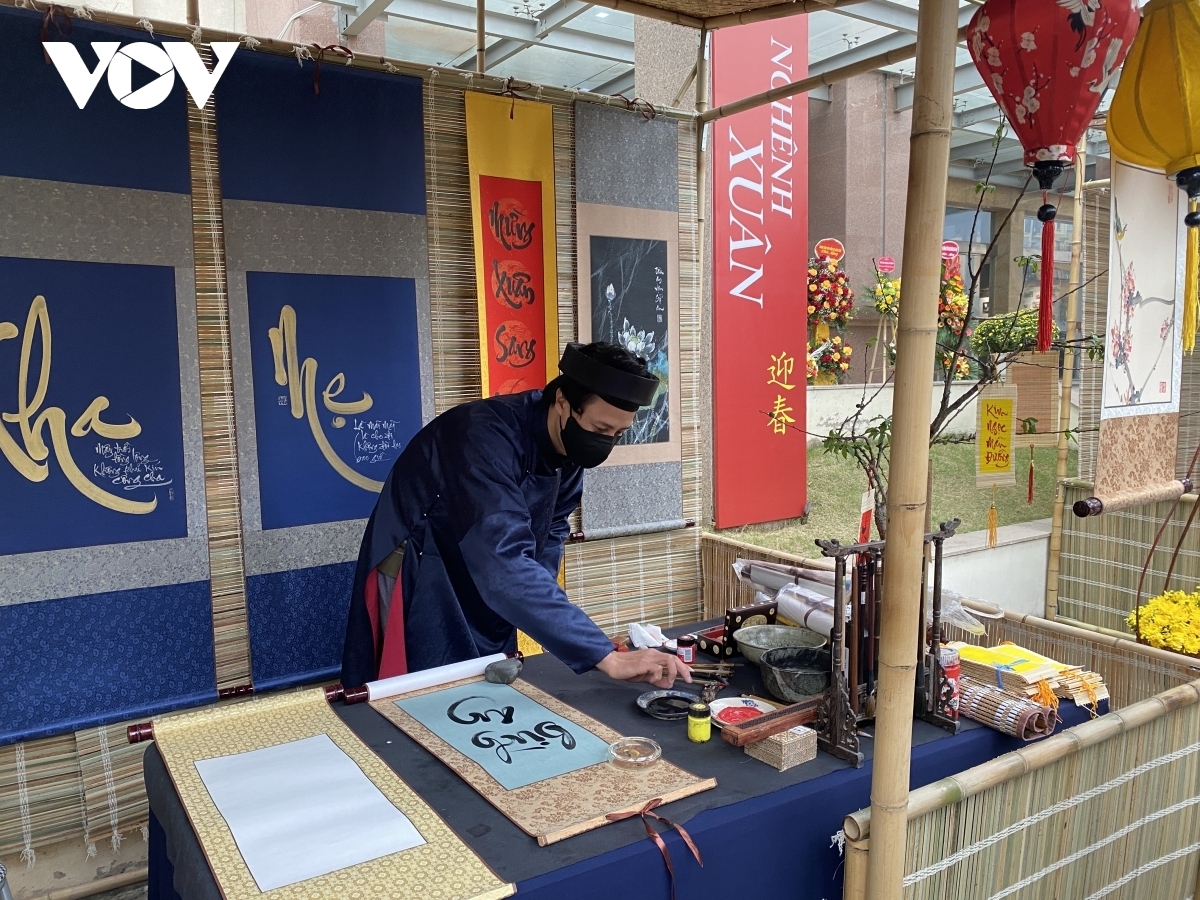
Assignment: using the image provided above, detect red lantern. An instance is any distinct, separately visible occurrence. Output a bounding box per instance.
[968,0,1140,351]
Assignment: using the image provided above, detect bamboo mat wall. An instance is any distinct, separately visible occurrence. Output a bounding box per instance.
[897,694,1200,900]
[700,532,825,619]
[1058,482,1200,633]
[703,532,1197,710]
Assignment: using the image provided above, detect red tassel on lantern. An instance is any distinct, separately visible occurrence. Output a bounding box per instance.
[1038,194,1055,352]
[966,0,1140,353]
[1027,445,1035,505]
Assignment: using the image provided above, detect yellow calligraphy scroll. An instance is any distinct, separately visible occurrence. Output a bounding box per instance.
[977,384,1017,487]
[465,92,559,398]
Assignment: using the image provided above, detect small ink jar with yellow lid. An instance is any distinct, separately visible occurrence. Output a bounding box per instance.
[687,701,712,743]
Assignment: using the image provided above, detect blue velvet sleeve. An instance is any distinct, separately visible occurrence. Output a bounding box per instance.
[442,413,613,674]
[536,468,581,579]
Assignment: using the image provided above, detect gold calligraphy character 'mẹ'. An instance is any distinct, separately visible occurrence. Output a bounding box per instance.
[268,304,383,492]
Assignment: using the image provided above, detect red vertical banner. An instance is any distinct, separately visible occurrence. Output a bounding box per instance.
[478,175,548,395]
[711,17,809,528]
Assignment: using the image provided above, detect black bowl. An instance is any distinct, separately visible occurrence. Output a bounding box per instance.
[760,647,832,703]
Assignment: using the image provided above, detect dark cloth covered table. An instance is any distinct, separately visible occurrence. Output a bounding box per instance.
[145,635,1104,900]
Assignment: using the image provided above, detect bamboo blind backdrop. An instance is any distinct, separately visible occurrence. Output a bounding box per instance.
[1077,184,1110,481]
[703,532,1199,709]
[189,58,253,691]
[1059,484,1200,633]
[1009,352,1059,449]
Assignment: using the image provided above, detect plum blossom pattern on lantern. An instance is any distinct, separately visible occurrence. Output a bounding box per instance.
[968,0,1139,168]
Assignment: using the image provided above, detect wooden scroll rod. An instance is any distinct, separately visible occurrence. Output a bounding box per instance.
[569,519,695,542]
[1072,478,1193,517]
[128,653,523,743]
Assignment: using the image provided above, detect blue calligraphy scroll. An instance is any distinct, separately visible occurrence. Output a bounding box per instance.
[215,51,425,214]
[0,256,187,555]
[0,7,189,193]
[394,682,611,791]
[246,272,423,530]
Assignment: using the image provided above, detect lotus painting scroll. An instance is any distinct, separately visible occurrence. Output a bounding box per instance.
[590,236,670,446]
[394,682,610,791]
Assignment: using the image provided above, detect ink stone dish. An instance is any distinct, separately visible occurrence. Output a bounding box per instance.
[637,689,696,721]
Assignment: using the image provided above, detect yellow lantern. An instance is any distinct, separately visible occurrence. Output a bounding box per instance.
[1107,0,1200,352]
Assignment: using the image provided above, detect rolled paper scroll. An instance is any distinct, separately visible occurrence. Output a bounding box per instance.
[128,655,521,742]
[363,653,511,703]
[1079,414,1184,517]
[775,583,836,639]
[1072,478,1192,518]
[569,519,691,542]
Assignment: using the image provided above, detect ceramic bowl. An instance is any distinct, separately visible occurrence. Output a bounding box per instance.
[732,624,827,664]
[760,646,832,704]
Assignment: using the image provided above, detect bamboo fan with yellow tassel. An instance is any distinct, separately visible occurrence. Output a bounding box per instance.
[1107,0,1200,352]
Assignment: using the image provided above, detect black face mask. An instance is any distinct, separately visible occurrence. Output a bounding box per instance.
[561,413,617,468]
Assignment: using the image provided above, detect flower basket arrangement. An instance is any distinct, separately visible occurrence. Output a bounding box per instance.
[1128,589,1200,657]
[807,257,855,328]
[870,274,900,319]
[938,258,976,381]
[812,334,853,383]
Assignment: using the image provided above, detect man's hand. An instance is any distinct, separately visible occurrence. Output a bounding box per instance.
[595,649,692,689]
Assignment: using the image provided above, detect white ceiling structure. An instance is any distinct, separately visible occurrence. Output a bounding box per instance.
[334,0,1115,187]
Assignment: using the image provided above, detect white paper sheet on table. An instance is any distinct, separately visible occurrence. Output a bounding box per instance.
[193,733,425,892]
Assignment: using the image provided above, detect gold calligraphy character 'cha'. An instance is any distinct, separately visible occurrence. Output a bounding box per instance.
[0,295,155,514]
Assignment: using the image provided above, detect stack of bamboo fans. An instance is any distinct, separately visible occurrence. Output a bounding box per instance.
[949,642,1108,710]
[945,642,1109,740]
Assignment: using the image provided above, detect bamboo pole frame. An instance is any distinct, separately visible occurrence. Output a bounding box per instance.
[865,0,959,895]
[843,679,1200,842]
[475,0,485,73]
[1045,142,1087,619]
[845,839,870,900]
